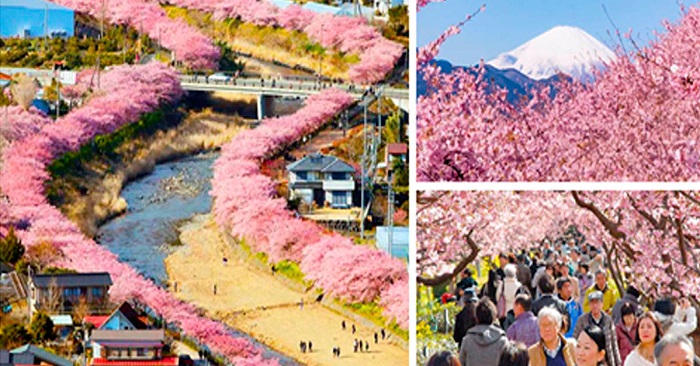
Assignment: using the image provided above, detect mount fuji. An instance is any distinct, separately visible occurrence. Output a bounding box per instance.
[487,25,616,82]
[418,26,616,101]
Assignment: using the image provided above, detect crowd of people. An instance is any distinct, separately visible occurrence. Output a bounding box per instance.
[429,238,698,366]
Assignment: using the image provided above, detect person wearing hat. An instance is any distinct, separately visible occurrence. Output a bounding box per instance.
[575,290,622,366]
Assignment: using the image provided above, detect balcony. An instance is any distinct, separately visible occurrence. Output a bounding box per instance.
[322,180,354,191]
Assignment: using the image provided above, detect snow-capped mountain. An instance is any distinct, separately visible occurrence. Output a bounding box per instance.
[487,25,616,82]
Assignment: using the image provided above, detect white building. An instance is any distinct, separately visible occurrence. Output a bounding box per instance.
[287,153,356,209]
[374,0,404,16]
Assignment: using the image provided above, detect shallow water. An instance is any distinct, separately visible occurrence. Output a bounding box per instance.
[96,152,299,365]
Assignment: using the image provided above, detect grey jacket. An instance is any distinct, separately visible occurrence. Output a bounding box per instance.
[459,324,508,366]
[574,312,622,366]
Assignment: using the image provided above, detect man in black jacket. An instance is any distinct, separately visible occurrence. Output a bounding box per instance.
[531,273,570,329]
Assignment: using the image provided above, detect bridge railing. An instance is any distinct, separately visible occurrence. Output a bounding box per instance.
[179,75,408,100]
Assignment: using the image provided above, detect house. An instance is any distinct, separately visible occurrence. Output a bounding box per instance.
[373,0,404,16]
[8,345,73,366]
[29,272,112,316]
[287,153,356,209]
[84,301,149,330]
[89,329,179,366]
[0,0,75,38]
[385,143,408,168]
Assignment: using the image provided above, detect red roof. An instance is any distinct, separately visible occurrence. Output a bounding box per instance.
[0,73,11,81]
[387,143,408,155]
[91,358,179,366]
[84,315,109,328]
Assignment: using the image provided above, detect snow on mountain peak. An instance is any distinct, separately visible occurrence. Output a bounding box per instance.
[487,25,616,81]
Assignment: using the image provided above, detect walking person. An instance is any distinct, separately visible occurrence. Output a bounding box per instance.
[506,294,540,347]
[624,312,664,366]
[459,298,508,366]
[308,341,313,353]
[575,291,622,366]
[342,320,346,330]
[353,339,358,353]
[213,284,217,295]
[616,302,638,364]
[374,332,378,344]
[574,325,607,366]
[528,307,576,366]
[352,324,356,334]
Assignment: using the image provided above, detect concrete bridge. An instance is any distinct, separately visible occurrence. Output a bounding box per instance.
[179,75,409,120]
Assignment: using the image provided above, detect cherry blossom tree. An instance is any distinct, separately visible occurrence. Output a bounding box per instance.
[0,63,281,364]
[417,191,700,302]
[210,89,408,327]
[50,0,219,70]
[163,0,403,84]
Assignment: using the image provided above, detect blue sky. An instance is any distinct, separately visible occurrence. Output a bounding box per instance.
[418,1,688,66]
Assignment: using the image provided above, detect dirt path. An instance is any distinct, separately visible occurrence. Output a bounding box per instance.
[165,215,407,366]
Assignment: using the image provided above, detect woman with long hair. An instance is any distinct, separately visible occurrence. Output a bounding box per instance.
[575,325,607,366]
[624,312,664,366]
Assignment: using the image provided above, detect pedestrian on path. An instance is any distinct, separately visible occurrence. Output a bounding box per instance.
[353,339,358,352]
[381,328,386,339]
[374,332,378,344]
[300,298,304,310]
[352,324,356,334]
[342,320,346,330]
[213,284,217,295]
[359,340,364,352]
[365,341,369,352]
[308,341,313,352]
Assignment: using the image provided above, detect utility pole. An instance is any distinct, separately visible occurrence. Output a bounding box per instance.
[44,4,49,52]
[360,95,366,240]
[387,171,394,258]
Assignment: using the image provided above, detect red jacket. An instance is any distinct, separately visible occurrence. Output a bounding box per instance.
[615,321,637,364]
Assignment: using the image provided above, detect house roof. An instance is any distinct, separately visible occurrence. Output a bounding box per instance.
[31,272,112,288]
[1,0,73,11]
[387,143,408,155]
[84,315,109,328]
[91,357,179,366]
[49,315,73,326]
[98,301,148,330]
[322,159,356,173]
[90,329,164,342]
[11,345,73,366]
[287,153,355,173]
[0,73,11,81]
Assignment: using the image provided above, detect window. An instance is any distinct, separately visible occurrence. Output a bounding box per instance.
[137,349,146,357]
[296,172,307,180]
[92,287,103,298]
[63,288,81,298]
[332,191,347,207]
[331,172,347,180]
